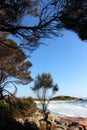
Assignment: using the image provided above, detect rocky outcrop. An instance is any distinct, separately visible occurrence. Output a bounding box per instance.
[16,110,87,130]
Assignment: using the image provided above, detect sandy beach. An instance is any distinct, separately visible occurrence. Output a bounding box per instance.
[34,99,78,104]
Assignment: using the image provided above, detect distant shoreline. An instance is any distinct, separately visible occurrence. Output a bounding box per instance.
[34,99,86,104]
[33,95,87,104]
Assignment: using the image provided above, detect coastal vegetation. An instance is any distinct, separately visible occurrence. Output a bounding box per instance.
[0,96,37,118]
[0,96,38,130]
[34,95,84,102]
[50,95,83,101]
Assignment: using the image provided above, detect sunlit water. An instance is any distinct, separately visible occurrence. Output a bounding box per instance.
[37,101,87,117]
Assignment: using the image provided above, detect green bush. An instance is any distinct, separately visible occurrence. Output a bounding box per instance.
[0,96,37,118]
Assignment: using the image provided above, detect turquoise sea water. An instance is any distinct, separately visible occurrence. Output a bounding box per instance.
[48,101,87,117]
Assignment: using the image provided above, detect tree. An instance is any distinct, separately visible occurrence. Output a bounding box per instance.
[31,73,58,121]
[0,0,65,51]
[0,37,33,99]
[0,0,87,53]
[0,0,41,51]
[60,0,87,40]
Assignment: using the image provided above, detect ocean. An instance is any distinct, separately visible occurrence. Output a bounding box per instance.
[37,101,87,117]
[48,101,87,117]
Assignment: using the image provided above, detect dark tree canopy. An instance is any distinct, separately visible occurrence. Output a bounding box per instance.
[0,0,87,49]
[0,0,87,53]
[0,0,40,51]
[0,0,64,51]
[0,0,87,51]
[60,0,87,40]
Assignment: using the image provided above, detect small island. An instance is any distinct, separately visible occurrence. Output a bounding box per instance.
[50,95,85,101]
[34,95,86,103]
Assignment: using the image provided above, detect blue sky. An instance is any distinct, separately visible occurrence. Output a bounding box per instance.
[15,30,87,98]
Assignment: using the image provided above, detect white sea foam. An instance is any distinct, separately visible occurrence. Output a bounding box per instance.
[47,101,87,117]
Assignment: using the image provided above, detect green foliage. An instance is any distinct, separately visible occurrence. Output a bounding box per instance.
[32,73,58,100]
[32,73,58,120]
[0,99,10,118]
[0,38,32,85]
[0,96,37,118]
[33,73,57,89]
[0,37,33,100]
[51,95,79,101]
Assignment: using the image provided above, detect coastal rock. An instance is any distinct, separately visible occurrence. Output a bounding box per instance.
[15,111,86,130]
[78,118,87,129]
[33,110,44,120]
[54,128,65,130]
[16,118,25,124]
[68,125,84,130]
[54,124,68,130]
[24,117,40,127]
[47,112,59,122]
